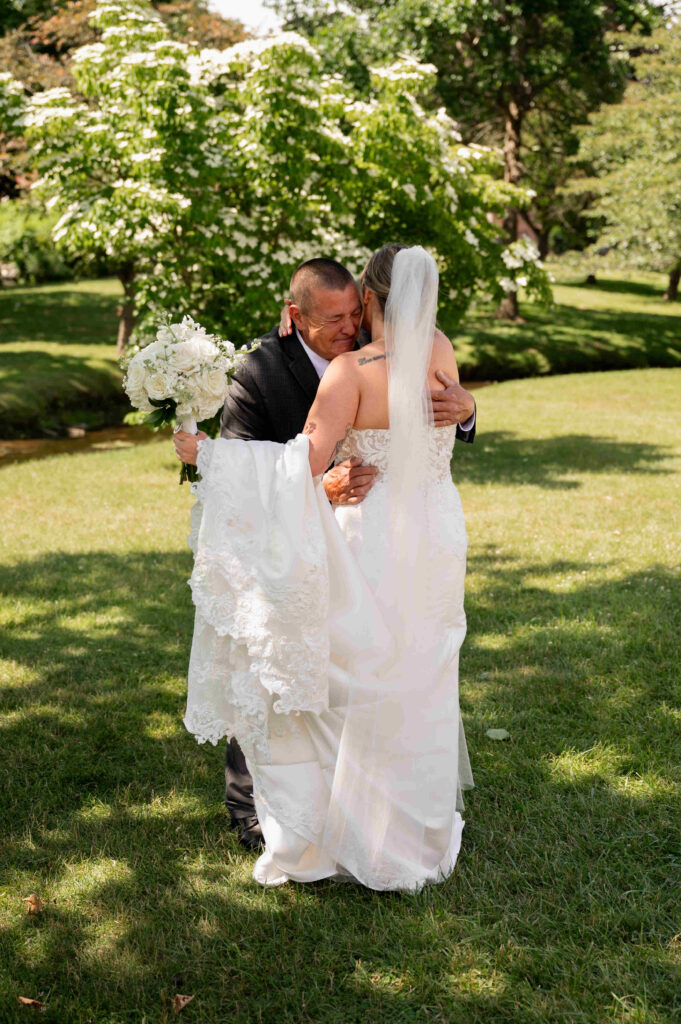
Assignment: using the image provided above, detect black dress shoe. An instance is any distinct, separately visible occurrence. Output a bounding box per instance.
[230,814,264,851]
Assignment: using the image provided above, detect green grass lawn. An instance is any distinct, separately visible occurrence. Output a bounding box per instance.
[1,268,681,439]
[1,367,679,1023]
[0,280,125,438]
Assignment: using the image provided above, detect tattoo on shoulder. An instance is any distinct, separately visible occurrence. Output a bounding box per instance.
[357,354,386,366]
[303,420,316,436]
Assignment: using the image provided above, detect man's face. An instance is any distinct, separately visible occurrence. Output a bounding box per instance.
[290,283,362,361]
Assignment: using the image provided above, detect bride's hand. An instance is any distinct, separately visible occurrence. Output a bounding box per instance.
[173,430,208,466]
[278,300,293,337]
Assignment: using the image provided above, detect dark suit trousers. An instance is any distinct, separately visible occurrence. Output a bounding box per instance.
[225,737,255,820]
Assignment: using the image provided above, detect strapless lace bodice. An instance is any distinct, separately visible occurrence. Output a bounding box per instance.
[334,425,458,484]
[332,423,467,590]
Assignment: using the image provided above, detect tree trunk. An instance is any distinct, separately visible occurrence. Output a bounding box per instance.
[116,263,136,357]
[495,292,519,319]
[664,263,680,302]
[496,102,523,321]
[502,102,523,187]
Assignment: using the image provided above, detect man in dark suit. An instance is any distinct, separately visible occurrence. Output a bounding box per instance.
[175,257,476,849]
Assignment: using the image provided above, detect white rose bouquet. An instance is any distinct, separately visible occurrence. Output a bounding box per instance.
[123,316,259,483]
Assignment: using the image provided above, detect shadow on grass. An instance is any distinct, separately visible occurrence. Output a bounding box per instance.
[0,287,119,347]
[453,430,674,489]
[456,301,681,380]
[0,550,679,1022]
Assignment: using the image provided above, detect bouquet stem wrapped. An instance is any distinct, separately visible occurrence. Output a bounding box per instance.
[175,416,198,484]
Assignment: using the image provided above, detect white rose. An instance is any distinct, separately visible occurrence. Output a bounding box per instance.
[141,339,164,361]
[193,389,221,420]
[171,341,200,373]
[202,365,228,399]
[156,326,175,344]
[125,359,147,392]
[196,338,219,361]
[171,338,218,374]
[146,372,170,401]
[128,386,152,412]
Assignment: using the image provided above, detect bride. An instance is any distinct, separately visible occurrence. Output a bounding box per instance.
[183,244,473,891]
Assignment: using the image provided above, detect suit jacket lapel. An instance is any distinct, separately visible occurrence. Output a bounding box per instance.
[281,335,322,406]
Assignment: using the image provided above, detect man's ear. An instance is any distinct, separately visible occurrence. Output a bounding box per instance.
[289,303,304,329]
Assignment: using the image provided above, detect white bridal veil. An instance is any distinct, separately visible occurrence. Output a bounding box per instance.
[379,245,438,648]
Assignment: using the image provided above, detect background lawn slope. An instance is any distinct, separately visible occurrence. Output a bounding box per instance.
[453,270,681,380]
[0,280,125,438]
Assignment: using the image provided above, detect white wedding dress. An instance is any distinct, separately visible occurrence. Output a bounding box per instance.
[184,248,473,891]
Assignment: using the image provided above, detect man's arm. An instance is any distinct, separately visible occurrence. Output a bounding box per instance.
[455,410,476,444]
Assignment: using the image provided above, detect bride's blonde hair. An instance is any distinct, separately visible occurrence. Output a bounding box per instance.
[360,244,409,312]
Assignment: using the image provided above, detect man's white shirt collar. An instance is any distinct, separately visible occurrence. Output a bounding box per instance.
[295,327,330,379]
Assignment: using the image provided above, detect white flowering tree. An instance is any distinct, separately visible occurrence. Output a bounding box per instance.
[343,57,550,325]
[0,0,548,352]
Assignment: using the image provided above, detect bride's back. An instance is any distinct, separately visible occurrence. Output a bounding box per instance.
[349,330,460,430]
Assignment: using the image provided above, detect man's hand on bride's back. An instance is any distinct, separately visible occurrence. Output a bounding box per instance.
[323,458,378,505]
[430,371,475,426]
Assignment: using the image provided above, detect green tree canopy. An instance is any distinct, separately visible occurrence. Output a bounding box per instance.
[272,0,658,315]
[0,0,246,197]
[577,20,681,299]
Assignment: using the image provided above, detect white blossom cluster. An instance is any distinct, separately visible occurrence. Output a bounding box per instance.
[0,73,25,133]
[501,235,541,269]
[370,54,437,86]
[498,236,543,292]
[124,316,251,420]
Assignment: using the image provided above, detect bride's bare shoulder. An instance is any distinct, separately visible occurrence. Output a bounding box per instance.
[329,347,385,374]
[318,350,362,389]
[432,327,458,365]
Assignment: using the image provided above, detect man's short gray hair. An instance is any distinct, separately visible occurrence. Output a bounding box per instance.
[290,258,357,315]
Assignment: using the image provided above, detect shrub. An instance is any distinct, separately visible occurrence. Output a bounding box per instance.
[0,198,72,283]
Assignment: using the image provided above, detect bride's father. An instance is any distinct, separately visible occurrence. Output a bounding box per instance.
[175,256,476,849]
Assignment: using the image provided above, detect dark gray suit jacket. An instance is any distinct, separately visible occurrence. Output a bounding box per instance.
[220,326,476,444]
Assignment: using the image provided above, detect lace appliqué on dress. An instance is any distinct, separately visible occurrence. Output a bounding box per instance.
[183,435,330,762]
